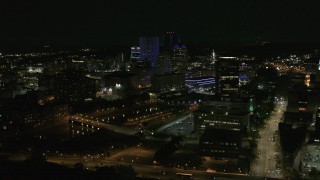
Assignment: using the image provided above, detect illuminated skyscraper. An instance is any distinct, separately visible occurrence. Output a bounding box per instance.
[130,46,140,61]
[162,32,179,51]
[172,42,188,72]
[139,37,160,68]
[216,58,239,99]
[211,49,217,64]
[156,53,172,75]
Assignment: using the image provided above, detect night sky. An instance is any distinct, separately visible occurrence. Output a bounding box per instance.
[1,0,320,49]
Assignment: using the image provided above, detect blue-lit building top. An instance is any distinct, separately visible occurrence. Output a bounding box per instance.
[173,44,186,49]
[172,42,188,72]
[162,32,179,50]
[239,62,251,86]
[139,37,160,68]
[186,76,215,95]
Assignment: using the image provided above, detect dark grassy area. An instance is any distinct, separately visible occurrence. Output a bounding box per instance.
[0,155,136,180]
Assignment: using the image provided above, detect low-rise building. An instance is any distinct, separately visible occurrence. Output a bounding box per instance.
[11,103,69,131]
[150,73,185,93]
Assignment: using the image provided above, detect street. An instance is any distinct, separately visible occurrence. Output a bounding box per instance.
[1,100,288,179]
[4,150,262,180]
[250,99,287,178]
[47,155,260,180]
[70,116,137,135]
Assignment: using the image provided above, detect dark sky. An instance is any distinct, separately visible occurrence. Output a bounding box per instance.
[1,0,320,49]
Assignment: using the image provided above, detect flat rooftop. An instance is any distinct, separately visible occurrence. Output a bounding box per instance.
[196,101,250,116]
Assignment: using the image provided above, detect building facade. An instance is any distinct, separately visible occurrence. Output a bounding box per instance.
[130,46,140,61]
[172,43,188,72]
[199,128,243,158]
[215,58,239,99]
[54,70,99,103]
[139,37,160,68]
[150,73,185,93]
[194,101,250,132]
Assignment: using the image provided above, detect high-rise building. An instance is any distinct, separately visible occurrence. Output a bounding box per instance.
[239,62,252,87]
[139,37,160,68]
[172,43,188,72]
[216,58,239,99]
[130,46,140,61]
[156,53,172,75]
[162,32,179,51]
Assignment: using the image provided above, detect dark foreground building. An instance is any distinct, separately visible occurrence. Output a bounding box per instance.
[199,128,243,158]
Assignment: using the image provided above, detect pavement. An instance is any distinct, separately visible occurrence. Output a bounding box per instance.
[158,114,194,136]
[250,100,287,178]
[71,116,137,135]
[3,146,264,180]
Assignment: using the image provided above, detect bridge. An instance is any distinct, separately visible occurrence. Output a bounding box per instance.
[154,113,193,133]
[70,115,137,136]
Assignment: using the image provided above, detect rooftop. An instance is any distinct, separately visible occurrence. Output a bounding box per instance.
[196,101,250,116]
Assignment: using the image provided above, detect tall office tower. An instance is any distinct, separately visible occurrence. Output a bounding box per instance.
[130,46,140,61]
[172,42,188,72]
[156,53,172,75]
[139,37,160,68]
[216,58,239,99]
[162,32,179,51]
[211,49,217,64]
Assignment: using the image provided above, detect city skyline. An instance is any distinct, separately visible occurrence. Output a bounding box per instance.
[2,1,320,179]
